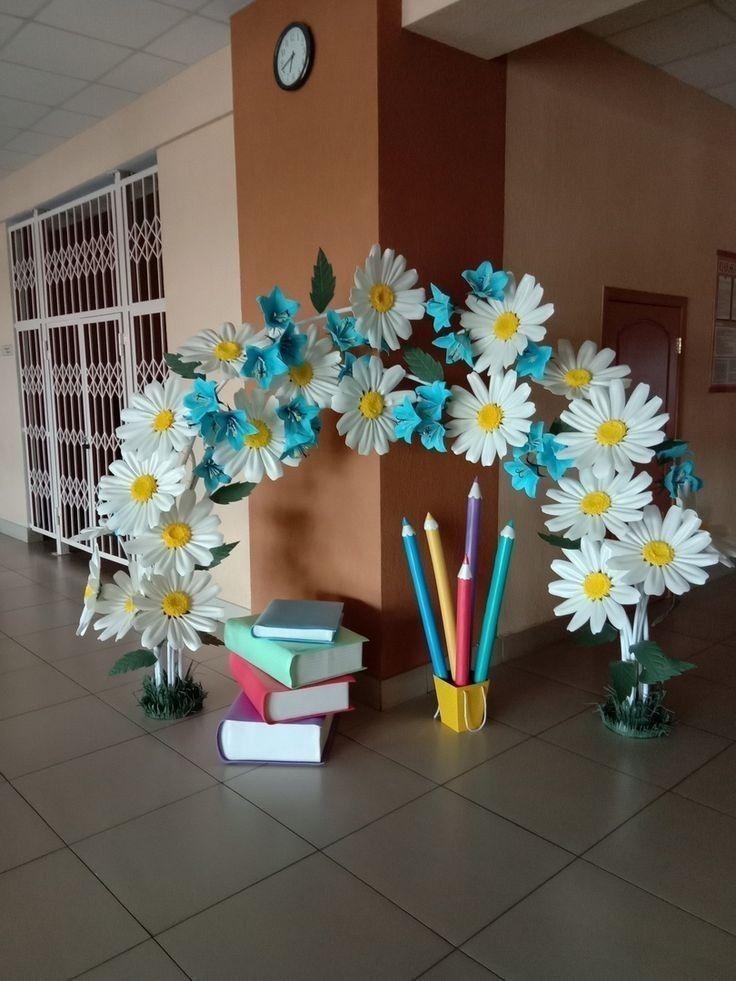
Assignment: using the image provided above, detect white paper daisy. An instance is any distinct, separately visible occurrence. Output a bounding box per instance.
[94,562,144,642]
[605,504,718,596]
[460,274,553,375]
[542,467,653,541]
[446,370,535,467]
[555,380,668,479]
[97,449,187,536]
[213,387,299,482]
[540,339,631,400]
[116,375,196,457]
[549,536,640,634]
[332,355,411,455]
[350,244,426,352]
[124,489,224,576]
[277,325,341,407]
[76,544,101,637]
[136,569,224,652]
[177,321,262,378]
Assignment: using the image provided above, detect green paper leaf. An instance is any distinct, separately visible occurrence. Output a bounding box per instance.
[404,347,444,382]
[653,438,688,457]
[310,248,336,314]
[610,659,638,701]
[538,532,581,549]
[195,541,239,571]
[209,481,257,505]
[573,621,619,646]
[108,649,157,676]
[164,352,204,380]
[630,640,696,683]
[549,418,574,436]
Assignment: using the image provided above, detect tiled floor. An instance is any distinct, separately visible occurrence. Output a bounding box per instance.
[1,534,736,980]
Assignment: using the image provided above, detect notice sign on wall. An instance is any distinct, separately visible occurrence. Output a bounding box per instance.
[711,251,736,390]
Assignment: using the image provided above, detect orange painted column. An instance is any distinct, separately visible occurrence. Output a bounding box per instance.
[231,0,505,682]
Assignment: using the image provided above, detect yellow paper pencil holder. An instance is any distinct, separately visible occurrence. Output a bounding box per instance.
[433,676,489,733]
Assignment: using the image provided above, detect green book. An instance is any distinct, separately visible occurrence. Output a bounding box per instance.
[225,616,367,689]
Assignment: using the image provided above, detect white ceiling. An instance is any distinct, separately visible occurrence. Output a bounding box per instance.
[585,0,736,107]
[0,0,252,181]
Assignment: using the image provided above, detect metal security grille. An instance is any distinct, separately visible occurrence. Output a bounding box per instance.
[10,168,168,563]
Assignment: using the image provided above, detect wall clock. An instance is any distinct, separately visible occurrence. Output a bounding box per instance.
[274,22,314,91]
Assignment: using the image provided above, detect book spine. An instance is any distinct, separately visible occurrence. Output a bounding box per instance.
[228,654,273,723]
[224,630,296,688]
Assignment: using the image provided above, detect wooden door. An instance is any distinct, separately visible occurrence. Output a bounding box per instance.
[601,287,686,438]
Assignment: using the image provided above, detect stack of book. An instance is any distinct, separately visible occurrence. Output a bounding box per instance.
[218,600,366,765]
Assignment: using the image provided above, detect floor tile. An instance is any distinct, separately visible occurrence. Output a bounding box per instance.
[188,640,227,662]
[344,693,528,783]
[586,793,736,935]
[542,707,730,788]
[325,787,571,945]
[464,859,736,980]
[419,950,500,979]
[448,738,661,853]
[0,782,62,873]
[154,704,263,781]
[486,664,597,735]
[157,851,450,980]
[0,568,34,590]
[14,735,215,842]
[73,784,314,933]
[53,643,156,692]
[16,621,120,661]
[649,625,714,661]
[0,582,67,612]
[661,596,736,643]
[666,673,736,739]
[0,661,87,719]
[0,632,44,674]
[228,734,434,848]
[692,644,736,688]
[0,849,146,981]
[0,597,82,637]
[74,940,188,980]
[675,745,736,818]
[511,636,613,694]
[0,695,142,778]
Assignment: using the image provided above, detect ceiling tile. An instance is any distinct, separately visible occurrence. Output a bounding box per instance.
[608,3,736,64]
[0,60,87,106]
[0,146,36,169]
[31,107,101,138]
[585,0,697,37]
[0,11,21,43]
[0,0,49,16]
[98,51,185,93]
[5,129,64,155]
[1,22,130,80]
[37,0,187,49]
[709,78,736,104]
[0,95,49,127]
[663,41,736,87]
[0,122,19,144]
[198,0,253,23]
[61,83,139,116]
[145,14,229,63]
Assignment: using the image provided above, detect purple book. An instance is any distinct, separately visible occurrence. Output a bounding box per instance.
[217,692,335,765]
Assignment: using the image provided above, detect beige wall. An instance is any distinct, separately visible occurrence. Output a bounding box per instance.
[501,29,736,635]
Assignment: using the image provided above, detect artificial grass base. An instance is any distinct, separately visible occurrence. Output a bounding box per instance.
[138,668,207,720]
[597,687,673,739]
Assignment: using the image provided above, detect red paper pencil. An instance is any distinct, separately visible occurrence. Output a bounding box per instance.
[455,555,473,687]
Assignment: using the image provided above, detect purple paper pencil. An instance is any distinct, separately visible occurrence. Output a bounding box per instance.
[464,477,482,607]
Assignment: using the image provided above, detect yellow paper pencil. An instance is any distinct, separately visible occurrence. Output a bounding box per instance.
[424,513,457,679]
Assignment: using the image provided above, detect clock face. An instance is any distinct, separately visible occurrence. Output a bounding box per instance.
[274,23,313,91]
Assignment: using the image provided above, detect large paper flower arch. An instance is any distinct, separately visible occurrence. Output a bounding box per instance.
[76,244,730,731]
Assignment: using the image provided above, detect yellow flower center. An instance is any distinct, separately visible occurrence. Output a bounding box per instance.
[580,491,612,516]
[161,590,191,618]
[84,584,95,600]
[642,540,675,567]
[369,283,395,313]
[583,571,612,601]
[359,391,385,419]
[214,339,242,362]
[493,311,520,341]
[477,403,504,432]
[130,474,158,502]
[596,419,628,446]
[289,361,314,387]
[564,368,592,389]
[152,408,175,432]
[124,597,137,614]
[161,521,192,550]
[244,419,272,449]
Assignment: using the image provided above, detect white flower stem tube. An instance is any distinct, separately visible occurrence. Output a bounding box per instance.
[177,648,183,681]
[153,645,162,686]
[294,305,352,328]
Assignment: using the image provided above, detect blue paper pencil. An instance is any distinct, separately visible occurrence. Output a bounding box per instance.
[401,518,449,680]
[474,521,515,683]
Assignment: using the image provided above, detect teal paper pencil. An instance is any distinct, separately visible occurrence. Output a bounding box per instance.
[401,518,449,680]
[474,521,515,683]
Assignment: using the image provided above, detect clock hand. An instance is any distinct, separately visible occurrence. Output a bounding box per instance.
[281,51,295,72]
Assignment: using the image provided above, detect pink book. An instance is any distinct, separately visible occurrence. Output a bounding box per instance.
[228,652,354,724]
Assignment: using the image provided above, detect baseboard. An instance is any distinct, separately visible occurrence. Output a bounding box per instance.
[496,617,568,662]
[0,518,43,543]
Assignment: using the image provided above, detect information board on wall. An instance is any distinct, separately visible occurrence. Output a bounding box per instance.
[711,251,736,390]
